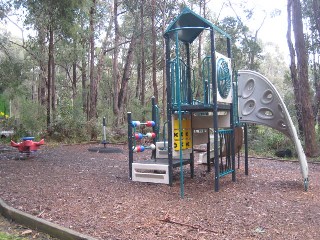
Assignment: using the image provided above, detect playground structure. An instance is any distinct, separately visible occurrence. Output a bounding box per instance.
[128,8,309,195]
[11,137,45,158]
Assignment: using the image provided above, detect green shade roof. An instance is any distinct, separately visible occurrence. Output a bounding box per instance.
[164,7,231,43]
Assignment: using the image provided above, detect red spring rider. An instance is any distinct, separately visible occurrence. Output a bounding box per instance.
[11,137,45,158]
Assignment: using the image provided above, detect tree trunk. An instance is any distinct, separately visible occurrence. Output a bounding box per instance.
[81,54,88,116]
[88,0,97,139]
[312,0,320,124]
[47,25,53,128]
[38,27,47,107]
[136,62,141,98]
[51,45,56,122]
[96,34,111,109]
[197,1,204,99]
[117,33,137,124]
[151,0,158,103]
[140,0,146,107]
[112,0,121,126]
[289,0,319,157]
[286,1,304,135]
[161,2,167,122]
[72,62,77,102]
[312,0,320,34]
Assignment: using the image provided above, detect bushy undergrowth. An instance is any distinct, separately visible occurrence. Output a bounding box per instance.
[5,94,317,157]
[247,125,295,157]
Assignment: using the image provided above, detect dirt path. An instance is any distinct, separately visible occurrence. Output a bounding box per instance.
[1,143,320,239]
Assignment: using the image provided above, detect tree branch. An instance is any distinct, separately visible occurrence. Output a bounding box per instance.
[159,217,218,234]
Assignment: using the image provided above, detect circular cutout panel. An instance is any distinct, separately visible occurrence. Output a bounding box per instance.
[261,89,273,104]
[256,107,274,120]
[242,78,255,99]
[242,99,256,116]
[217,58,231,99]
[277,120,287,130]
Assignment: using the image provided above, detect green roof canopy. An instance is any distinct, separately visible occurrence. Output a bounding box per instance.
[164,7,231,43]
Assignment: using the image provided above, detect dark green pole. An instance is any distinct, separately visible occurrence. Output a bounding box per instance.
[210,28,219,192]
[128,112,133,180]
[151,97,156,159]
[244,123,249,175]
[165,35,173,186]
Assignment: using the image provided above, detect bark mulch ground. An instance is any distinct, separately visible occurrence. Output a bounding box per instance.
[0,143,320,240]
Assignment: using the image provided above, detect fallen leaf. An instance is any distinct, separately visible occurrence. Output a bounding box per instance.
[21,229,33,236]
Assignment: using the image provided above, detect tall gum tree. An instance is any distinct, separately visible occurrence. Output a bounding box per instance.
[287,0,319,157]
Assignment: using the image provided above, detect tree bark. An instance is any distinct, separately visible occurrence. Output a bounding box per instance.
[117,33,137,124]
[140,0,146,107]
[312,0,320,34]
[72,62,77,102]
[151,0,158,103]
[51,45,56,122]
[289,0,319,157]
[197,0,203,99]
[112,0,121,126]
[88,0,97,139]
[161,2,167,122]
[286,0,304,135]
[47,25,53,128]
[81,55,88,117]
[136,63,141,98]
[38,26,47,107]
[312,0,320,124]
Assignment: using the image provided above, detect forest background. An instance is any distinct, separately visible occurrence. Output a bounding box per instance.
[0,0,319,158]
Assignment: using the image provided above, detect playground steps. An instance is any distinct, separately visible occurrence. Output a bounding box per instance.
[132,161,169,184]
[132,158,191,184]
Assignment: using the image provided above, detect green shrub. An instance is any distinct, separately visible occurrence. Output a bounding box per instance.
[248,125,294,157]
[0,232,27,240]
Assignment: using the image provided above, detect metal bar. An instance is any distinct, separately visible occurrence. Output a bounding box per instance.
[227,37,232,58]
[166,26,232,39]
[102,117,107,147]
[165,35,173,186]
[219,169,234,177]
[190,152,194,178]
[175,31,184,199]
[127,112,133,180]
[244,123,249,175]
[210,28,219,192]
[151,97,156,159]
[231,103,236,182]
[207,129,211,172]
[186,43,192,104]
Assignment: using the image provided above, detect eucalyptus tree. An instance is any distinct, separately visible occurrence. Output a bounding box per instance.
[112,0,141,126]
[301,0,320,126]
[215,16,247,70]
[12,0,87,128]
[287,0,319,157]
[0,50,25,96]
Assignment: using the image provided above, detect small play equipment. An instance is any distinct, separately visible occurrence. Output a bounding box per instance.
[127,7,309,195]
[102,117,107,147]
[127,97,189,184]
[88,117,123,153]
[11,137,45,158]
